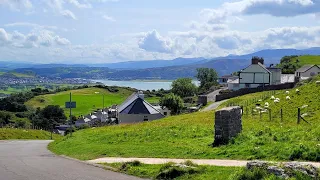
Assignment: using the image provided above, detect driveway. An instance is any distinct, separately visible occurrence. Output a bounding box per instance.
[201,100,228,112]
[0,140,142,180]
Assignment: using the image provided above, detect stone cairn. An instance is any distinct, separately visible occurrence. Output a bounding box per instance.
[213,106,242,146]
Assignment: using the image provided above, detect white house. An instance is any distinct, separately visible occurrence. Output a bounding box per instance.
[118,92,165,124]
[295,65,320,80]
[228,59,282,91]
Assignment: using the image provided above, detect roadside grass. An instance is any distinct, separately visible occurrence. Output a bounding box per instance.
[49,76,320,162]
[145,96,161,104]
[0,128,60,140]
[26,87,133,116]
[104,162,240,180]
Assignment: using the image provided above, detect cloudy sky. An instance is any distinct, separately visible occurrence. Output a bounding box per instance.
[0,0,319,63]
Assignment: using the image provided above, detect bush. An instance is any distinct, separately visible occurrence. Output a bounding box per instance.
[156,163,200,180]
[232,167,269,180]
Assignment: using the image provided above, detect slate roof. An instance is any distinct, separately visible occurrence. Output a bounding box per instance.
[296,65,320,73]
[118,93,163,115]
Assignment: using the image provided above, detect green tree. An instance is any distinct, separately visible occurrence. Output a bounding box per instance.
[277,55,300,74]
[31,105,67,129]
[171,78,197,98]
[160,93,184,115]
[0,111,12,125]
[196,68,218,91]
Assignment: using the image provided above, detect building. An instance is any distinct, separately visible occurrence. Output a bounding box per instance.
[228,59,282,91]
[118,92,165,124]
[218,75,238,87]
[295,65,320,80]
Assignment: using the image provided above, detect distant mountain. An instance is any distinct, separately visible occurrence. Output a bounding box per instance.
[0,61,36,70]
[31,64,88,68]
[221,47,320,61]
[89,57,206,70]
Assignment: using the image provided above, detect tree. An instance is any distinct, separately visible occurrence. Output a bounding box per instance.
[196,68,218,91]
[160,93,184,115]
[31,105,67,129]
[171,78,197,98]
[0,111,12,125]
[277,55,300,74]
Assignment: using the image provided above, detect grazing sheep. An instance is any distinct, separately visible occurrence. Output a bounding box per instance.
[258,99,262,102]
[264,102,269,107]
[276,98,280,101]
[301,105,308,109]
[286,96,291,100]
[296,89,300,94]
[285,91,290,94]
[316,81,320,85]
[270,96,275,100]
[274,99,280,103]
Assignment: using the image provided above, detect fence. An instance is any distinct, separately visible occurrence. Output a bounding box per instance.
[216,82,296,102]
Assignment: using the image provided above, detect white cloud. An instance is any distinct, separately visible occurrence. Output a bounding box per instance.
[65,0,92,8]
[0,0,33,11]
[102,15,116,22]
[139,30,173,53]
[61,10,77,20]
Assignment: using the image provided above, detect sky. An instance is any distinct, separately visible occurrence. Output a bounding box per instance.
[0,0,320,64]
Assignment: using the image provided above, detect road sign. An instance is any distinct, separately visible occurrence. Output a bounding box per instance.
[65,102,76,108]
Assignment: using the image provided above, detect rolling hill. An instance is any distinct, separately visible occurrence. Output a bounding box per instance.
[0,128,60,140]
[25,87,134,116]
[49,75,320,161]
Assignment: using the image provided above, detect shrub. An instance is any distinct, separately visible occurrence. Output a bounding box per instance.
[156,163,200,180]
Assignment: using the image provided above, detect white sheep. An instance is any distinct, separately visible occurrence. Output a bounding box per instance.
[274,99,280,103]
[258,99,262,102]
[301,105,308,109]
[270,96,275,100]
[296,89,300,94]
[276,98,280,101]
[286,96,291,100]
[264,102,269,107]
[285,91,290,94]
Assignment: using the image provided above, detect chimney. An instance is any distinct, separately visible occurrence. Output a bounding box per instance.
[252,59,259,64]
[251,58,264,65]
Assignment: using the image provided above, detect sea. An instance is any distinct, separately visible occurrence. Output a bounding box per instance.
[91,79,199,90]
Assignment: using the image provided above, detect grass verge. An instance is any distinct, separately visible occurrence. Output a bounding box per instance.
[0,128,60,140]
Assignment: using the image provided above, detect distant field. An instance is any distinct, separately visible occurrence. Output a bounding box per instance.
[293,55,320,65]
[0,128,60,140]
[26,87,134,116]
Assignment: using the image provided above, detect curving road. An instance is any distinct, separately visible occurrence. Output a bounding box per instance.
[0,140,142,180]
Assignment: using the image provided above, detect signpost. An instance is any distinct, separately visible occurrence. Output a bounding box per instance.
[65,92,76,136]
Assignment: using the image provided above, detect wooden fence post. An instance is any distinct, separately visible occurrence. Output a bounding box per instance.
[280,109,283,122]
[298,108,301,124]
[260,109,262,120]
[269,109,272,121]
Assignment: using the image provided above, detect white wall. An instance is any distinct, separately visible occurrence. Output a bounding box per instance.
[240,64,270,84]
[119,113,164,124]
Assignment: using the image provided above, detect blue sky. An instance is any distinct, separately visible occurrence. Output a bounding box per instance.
[0,0,319,63]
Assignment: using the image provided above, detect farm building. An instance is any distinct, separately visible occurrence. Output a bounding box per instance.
[118,92,165,124]
[295,65,320,80]
[228,58,282,91]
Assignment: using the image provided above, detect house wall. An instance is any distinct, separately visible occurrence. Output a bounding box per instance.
[119,113,164,124]
[239,65,270,84]
[301,66,320,78]
[268,69,282,85]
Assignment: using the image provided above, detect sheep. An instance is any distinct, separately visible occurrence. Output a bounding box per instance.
[258,99,262,102]
[286,96,291,100]
[301,105,308,109]
[285,91,290,94]
[316,81,320,85]
[274,98,280,103]
[270,96,275,100]
[296,89,300,94]
[276,98,280,101]
[264,102,269,107]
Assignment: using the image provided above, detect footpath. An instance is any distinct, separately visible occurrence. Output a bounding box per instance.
[87,157,320,168]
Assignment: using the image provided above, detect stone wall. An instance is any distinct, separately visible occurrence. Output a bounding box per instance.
[213,106,242,146]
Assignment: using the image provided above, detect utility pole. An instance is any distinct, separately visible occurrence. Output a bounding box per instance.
[69,92,72,137]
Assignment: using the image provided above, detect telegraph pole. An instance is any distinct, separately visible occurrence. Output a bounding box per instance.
[69,92,72,137]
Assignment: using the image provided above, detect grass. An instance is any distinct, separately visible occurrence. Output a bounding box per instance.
[49,76,320,162]
[145,96,161,104]
[104,162,240,180]
[292,55,320,66]
[26,87,133,116]
[0,128,60,140]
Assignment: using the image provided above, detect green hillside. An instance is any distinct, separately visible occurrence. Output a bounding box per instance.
[50,76,320,161]
[26,87,134,116]
[0,128,60,140]
[293,55,320,65]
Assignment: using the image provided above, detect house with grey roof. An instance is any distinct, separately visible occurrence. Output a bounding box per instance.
[295,65,320,80]
[228,58,282,91]
[118,92,165,124]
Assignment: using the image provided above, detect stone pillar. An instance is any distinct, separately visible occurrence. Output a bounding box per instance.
[213,106,242,146]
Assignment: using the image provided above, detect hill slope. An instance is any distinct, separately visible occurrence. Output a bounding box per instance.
[0,128,60,140]
[49,76,320,161]
[26,87,134,116]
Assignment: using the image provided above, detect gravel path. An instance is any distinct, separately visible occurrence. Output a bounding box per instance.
[201,99,228,112]
[87,157,320,168]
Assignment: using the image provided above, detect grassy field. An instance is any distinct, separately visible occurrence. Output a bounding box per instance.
[104,162,240,180]
[0,128,60,140]
[26,87,134,116]
[293,55,320,65]
[49,76,320,162]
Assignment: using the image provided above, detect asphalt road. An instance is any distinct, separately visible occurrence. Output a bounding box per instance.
[0,140,142,180]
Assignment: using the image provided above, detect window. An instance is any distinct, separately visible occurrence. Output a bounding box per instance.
[143,116,148,121]
[164,112,167,116]
[310,72,316,76]
[245,83,250,88]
